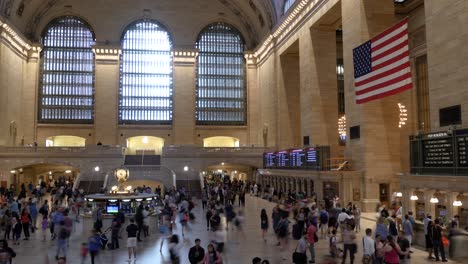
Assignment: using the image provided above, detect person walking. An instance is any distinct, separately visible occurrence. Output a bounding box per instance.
[110,217,120,249]
[341,223,357,264]
[135,204,144,242]
[260,209,269,242]
[423,214,434,260]
[306,221,317,264]
[362,228,375,264]
[169,234,180,264]
[41,215,48,241]
[402,215,413,248]
[383,236,408,264]
[397,231,411,264]
[55,221,69,260]
[126,218,138,261]
[0,240,15,264]
[430,219,448,262]
[203,243,222,264]
[88,230,101,264]
[319,207,329,239]
[20,209,30,240]
[188,238,205,264]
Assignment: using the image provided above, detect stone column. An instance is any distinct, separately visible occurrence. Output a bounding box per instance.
[299,26,339,155]
[342,0,401,212]
[93,46,121,145]
[172,49,197,145]
[245,53,260,146]
[22,44,42,144]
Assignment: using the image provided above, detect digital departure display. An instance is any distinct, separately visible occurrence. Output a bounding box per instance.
[263,147,326,170]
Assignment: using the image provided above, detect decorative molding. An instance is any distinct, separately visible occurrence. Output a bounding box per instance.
[254,0,327,63]
[217,0,259,48]
[0,18,41,61]
[172,48,198,67]
[244,51,257,67]
[92,45,121,65]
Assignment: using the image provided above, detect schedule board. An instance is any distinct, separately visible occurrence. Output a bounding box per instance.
[263,147,323,170]
[410,129,468,175]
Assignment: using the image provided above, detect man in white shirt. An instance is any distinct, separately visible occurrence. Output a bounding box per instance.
[337,208,352,232]
[363,228,375,263]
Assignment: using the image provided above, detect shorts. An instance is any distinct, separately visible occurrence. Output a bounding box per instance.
[127,237,137,248]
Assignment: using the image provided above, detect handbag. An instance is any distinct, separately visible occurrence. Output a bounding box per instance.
[292,241,307,263]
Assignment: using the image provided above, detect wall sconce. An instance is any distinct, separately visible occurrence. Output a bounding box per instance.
[398,103,408,128]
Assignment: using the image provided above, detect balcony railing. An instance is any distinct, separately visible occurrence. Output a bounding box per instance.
[163,146,272,157]
[0,146,125,156]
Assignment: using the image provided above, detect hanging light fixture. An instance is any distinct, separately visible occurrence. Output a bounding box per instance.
[453,193,463,207]
[430,190,440,203]
[396,192,403,197]
[410,191,419,200]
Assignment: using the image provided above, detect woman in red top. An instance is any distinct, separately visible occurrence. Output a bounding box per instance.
[20,209,30,240]
[383,236,408,264]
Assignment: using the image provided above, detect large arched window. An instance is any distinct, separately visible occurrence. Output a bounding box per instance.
[196,22,246,125]
[39,16,95,123]
[119,20,173,124]
[283,0,296,14]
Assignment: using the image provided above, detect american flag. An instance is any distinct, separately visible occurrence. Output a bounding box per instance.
[353,19,412,104]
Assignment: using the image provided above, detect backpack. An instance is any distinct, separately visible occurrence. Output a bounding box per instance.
[58,227,70,239]
[320,211,329,223]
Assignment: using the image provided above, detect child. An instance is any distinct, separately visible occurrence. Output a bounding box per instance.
[329,229,338,258]
[80,242,88,264]
[41,215,48,241]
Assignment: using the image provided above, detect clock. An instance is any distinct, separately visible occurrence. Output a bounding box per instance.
[115,169,129,182]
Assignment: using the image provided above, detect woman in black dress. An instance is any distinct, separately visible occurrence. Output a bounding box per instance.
[260,209,269,242]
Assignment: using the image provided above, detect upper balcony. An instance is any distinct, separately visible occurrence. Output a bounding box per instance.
[0,145,125,158]
[163,145,271,158]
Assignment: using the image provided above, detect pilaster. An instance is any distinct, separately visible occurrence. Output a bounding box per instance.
[92,45,121,145]
[172,49,198,145]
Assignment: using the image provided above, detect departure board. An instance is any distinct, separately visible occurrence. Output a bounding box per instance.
[410,129,468,175]
[422,134,454,167]
[289,149,305,168]
[263,146,327,170]
[264,152,276,168]
[305,147,317,167]
[275,151,289,168]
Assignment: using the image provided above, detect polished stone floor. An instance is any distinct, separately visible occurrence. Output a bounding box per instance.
[13,196,466,264]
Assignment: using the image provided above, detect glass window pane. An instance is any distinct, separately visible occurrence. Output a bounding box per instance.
[39,17,95,123]
[283,0,296,14]
[195,23,246,126]
[119,21,173,125]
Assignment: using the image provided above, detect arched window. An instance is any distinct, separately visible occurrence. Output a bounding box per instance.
[39,16,95,123]
[119,20,173,124]
[196,22,246,125]
[283,0,296,14]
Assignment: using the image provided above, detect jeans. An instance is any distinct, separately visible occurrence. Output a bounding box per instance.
[342,243,356,264]
[308,243,315,263]
[90,250,98,264]
[433,239,446,260]
[56,238,67,258]
[111,235,119,249]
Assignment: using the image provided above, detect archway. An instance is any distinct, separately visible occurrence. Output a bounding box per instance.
[200,162,257,189]
[9,163,80,192]
[203,136,240,147]
[46,135,86,147]
[126,136,164,155]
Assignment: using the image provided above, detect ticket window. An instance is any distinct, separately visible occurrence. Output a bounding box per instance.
[416,202,426,221]
[435,205,447,219]
[460,208,468,229]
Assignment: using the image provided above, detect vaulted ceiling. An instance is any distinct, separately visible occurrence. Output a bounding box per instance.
[0,0,285,49]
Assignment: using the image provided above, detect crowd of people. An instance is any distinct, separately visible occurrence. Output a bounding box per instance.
[0,176,464,264]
